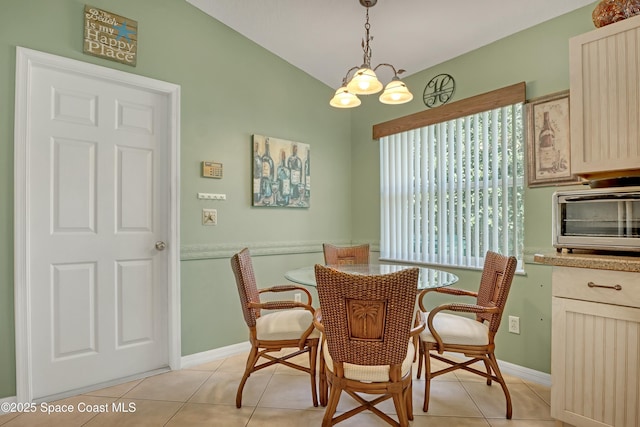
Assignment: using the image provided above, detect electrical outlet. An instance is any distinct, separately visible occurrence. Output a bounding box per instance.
[294,293,302,303]
[508,316,520,334]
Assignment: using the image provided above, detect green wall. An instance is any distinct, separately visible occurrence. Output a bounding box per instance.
[351,4,598,373]
[0,0,351,399]
[0,0,600,399]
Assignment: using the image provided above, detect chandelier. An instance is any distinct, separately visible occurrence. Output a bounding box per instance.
[330,0,413,108]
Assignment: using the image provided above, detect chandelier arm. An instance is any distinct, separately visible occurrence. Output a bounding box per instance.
[341,66,362,86]
[330,0,412,108]
[373,63,397,76]
[373,63,406,77]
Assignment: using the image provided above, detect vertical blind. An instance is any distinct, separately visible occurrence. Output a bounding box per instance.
[380,104,524,270]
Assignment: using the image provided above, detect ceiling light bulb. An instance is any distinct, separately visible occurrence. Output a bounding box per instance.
[330,86,361,108]
[347,67,383,95]
[329,1,410,108]
[379,79,413,105]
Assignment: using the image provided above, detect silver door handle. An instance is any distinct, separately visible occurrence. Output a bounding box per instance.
[155,241,166,251]
[587,281,622,291]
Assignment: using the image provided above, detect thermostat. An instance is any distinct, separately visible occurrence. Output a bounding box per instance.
[202,161,223,178]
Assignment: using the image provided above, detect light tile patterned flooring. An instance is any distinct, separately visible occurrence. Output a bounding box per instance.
[0,351,555,426]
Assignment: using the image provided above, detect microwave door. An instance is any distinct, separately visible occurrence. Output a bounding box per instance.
[562,199,620,237]
[624,200,630,236]
[554,189,640,252]
[629,198,640,237]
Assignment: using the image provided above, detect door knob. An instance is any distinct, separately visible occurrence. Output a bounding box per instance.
[155,241,167,251]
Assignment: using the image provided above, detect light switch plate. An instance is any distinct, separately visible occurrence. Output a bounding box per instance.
[198,192,226,200]
[202,208,217,225]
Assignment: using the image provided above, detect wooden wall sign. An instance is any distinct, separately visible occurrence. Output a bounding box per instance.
[83,5,137,66]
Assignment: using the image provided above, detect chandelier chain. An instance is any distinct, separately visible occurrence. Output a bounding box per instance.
[362,7,373,67]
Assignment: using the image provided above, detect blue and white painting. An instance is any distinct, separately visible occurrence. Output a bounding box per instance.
[252,134,310,208]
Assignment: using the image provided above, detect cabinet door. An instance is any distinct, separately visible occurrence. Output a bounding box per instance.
[570,14,640,178]
[552,297,640,427]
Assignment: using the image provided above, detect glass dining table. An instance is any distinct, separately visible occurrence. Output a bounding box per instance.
[285,263,459,290]
[286,263,458,408]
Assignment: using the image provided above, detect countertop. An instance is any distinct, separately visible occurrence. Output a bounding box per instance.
[534,250,640,273]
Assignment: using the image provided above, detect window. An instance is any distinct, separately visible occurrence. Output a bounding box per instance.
[376,83,525,270]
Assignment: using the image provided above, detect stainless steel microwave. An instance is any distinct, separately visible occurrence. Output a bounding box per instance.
[552,186,640,252]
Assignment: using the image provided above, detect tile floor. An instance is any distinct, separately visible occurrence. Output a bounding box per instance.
[0,351,555,426]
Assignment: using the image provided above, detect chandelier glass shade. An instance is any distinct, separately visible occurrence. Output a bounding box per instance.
[379,78,413,104]
[329,0,413,108]
[346,67,383,95]
[329,86,362,108]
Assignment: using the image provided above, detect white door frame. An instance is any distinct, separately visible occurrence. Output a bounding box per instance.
[13,47,181,402]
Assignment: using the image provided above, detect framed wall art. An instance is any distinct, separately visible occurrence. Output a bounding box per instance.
[83,5,138,66]
[252,134,310,208]
[526,90,582,187]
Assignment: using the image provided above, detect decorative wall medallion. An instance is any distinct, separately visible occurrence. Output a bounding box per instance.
[423,74,455,108]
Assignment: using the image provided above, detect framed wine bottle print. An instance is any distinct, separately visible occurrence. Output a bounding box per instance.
[252,134,310,208]
[526,91,582,187]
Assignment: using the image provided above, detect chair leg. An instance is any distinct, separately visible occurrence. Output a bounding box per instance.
[319,343,328,406]
[406,379,414,421]
[488,352,512,419]
[416,340,424,379]
[236,344,259,408]
[422,350,432,412]
[308,343,319,407]
[392,390,409,427]
[322,382,342,427]
[483,358,493,385]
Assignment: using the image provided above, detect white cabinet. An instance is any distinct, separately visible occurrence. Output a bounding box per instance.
[551,266,640,427]
[569,14,640,179]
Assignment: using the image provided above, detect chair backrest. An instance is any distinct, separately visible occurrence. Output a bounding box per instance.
[230,248,261,328]
[322,243,370,265]
[314,264,418,366]
[475,251,517,334]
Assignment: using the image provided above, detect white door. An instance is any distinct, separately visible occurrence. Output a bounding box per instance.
[14,48,181,401]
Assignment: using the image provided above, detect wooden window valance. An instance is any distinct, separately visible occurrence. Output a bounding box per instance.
[372,81,526,139]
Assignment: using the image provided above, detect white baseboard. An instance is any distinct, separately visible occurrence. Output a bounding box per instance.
[440,350,551,387]
[497,358,551,387]
[180,341,251,369]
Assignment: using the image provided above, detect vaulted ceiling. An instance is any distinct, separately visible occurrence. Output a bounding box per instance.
[187,0,596,89]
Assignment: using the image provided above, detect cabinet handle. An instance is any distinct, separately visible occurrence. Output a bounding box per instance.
[587,281,622,291]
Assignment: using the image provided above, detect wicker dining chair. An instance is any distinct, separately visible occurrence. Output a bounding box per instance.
[313,264,424,427]
[322,243,370,265]
[416,251,517,418]
[230,248,320,408]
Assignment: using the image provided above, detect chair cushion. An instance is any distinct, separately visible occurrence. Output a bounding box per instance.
[256,309,320,340]
[322,342,414,382]
[419,311,489,346]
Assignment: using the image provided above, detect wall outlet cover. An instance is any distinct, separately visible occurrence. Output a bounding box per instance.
[508,315,520,334]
